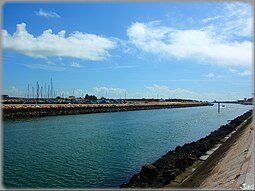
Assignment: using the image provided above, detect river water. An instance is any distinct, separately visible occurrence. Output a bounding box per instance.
[3,104,253,188]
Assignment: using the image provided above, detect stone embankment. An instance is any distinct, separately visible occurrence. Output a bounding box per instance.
[120,110,253,188]
[179,114,254,189]
[2,101,209,119]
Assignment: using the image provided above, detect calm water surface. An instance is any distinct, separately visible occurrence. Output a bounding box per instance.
[3,104,253,188]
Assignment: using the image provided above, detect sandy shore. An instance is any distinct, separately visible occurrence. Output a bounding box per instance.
[180,118,254,189]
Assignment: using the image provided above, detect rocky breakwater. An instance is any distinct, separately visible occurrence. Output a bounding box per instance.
[2,101,209,119]
[120,110,253,188]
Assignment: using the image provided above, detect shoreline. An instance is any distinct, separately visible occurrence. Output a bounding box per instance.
[179,115,253,189]
[120,109,253,188]
[2,101,210,119]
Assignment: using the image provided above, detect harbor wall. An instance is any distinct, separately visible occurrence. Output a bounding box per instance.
[3,102,210,119]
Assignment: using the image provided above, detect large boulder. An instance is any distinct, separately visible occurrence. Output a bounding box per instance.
[141,164,158,179]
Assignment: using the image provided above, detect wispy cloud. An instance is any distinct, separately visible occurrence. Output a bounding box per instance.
[127,21,252,67]
[81,64,138,71]
[2,23,117,61]
[205,73,216,78]
[101,64,138,70]
[3,86,24,97]
[201,16,222,23]
[24,60,84,71]
[200,2,252,38]
[238,70,251,76]
[35,8,60,18]
[109,65,137,69]
[127,3,252,68]
[144,84,249,101]
[229,68,238,74]
[228,68,252,77]
[221,2,252,38]
[205,72,222,78]
[94,86,127,98]
[24,63,67,71]
[70,62,83,68]
[145,84,195,99]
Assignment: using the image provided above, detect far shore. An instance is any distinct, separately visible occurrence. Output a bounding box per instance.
[2,101,210,119]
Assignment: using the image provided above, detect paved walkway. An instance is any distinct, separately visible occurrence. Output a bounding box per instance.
[199,123,254,189]
[237,136,254,190]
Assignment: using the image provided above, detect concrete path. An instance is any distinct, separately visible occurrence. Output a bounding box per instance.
[198,123,254,189]
[237,136,254,190]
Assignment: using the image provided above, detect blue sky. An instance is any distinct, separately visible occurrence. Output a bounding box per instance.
[2,2,253,101]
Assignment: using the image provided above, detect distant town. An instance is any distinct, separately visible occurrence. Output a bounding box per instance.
[2,78,253,105]
[1,93,204,105]
[2,93,253,106]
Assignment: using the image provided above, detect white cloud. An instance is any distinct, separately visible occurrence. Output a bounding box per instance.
[228,68,252,77]
[221,2,252,38]
[3,86,24,97]
[97,64,138,70]
[127,21,252,67]
[238,70,251,76]
[109,65,137,69]
[70,62,82,68]
[205,72,222,78]
[57,90,70,98]
[72,89,86,97]
[127,3,252,68]
[143,84,250,101]
[2,23,117,61]
[24,63,66,71]
[3,84,251,101]
[229,68,238,74]
[200,3,252,38]
[24,60,84,71]
[35,8,60,18]
[205,73,216,78]
[201,16,222,23]
[145,84,171,93]
[145,84,196,99]
[94,86,127,98]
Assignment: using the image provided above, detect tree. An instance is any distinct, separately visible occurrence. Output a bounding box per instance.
[85,94,97,101]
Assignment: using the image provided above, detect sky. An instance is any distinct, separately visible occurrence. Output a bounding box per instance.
[2,1,253,101]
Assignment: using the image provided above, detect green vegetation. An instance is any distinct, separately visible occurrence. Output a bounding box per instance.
[85,94,97,101]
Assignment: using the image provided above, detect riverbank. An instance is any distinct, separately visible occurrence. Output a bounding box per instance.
[2,101,210,119]
[179,113,254,189]
[120,109,253,188]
